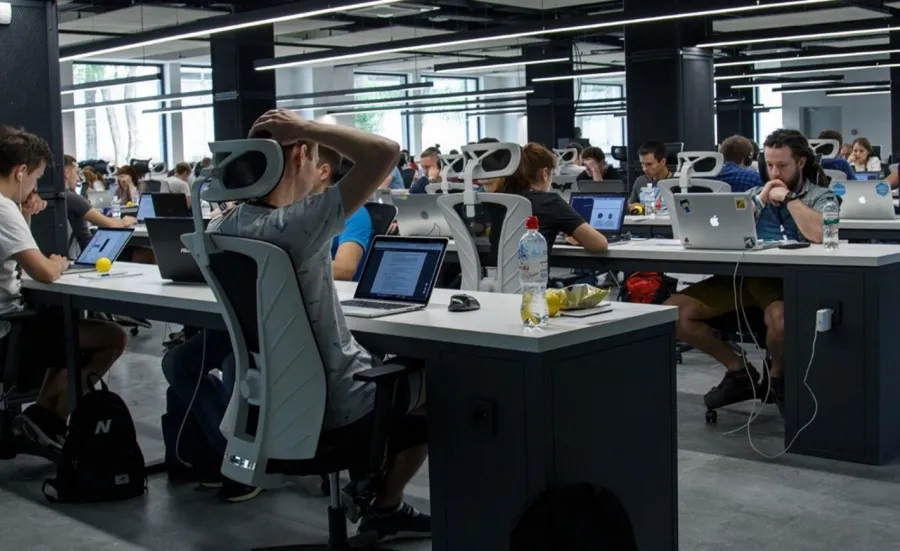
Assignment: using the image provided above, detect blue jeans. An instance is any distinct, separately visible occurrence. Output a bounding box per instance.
[161,330,234,458]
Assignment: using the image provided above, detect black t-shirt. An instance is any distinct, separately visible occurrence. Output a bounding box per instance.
[64,190,92,250]
[576,166,624,182]
[485,191,585,266]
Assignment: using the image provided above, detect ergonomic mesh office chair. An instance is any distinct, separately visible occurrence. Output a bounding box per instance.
[363,203,398,237]
[809,139,839,160]
[437,142,531,293]
[183,139,416,550]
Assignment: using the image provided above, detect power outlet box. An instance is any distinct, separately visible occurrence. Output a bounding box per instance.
[818,300,842,328]
[0,3,11,25]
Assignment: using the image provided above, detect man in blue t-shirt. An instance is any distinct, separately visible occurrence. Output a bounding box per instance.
[817,130,856,181]
[716,135,763,192]
[315,145,374,281]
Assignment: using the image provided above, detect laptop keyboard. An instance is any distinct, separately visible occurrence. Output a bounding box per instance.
[341,299,407,310]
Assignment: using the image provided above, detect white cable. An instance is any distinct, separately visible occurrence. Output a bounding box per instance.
[175,330,207,468]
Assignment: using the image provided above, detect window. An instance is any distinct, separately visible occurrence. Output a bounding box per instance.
[575,83,625,153]
[755,85,783,144]
[420,76,479,152]
[180,67,215,163]
[72,63,163,165]
[352,73,407,149]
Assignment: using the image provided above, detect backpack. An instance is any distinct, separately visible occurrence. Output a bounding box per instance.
[510,483,638,551]
[622,272,677,305]
[43,376,146,503]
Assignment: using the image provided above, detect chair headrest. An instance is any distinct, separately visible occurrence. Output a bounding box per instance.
[676,152,724,178]
[552,148,579,174]
[809,139,839,160]
[460,142,520,181]
[199,139,285,203]
[439,153,466,181]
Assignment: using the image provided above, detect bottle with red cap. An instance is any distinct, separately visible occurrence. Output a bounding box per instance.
[518,215,549,326]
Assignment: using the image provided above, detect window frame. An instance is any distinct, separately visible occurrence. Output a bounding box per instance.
[353,71,410,150]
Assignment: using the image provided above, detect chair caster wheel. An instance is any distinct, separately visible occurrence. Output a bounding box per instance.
[130,327,139,336]
[705,410,717,424]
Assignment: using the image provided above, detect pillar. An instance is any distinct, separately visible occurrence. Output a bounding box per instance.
[276,67,315,121]
[60,61,77,157]
[164,62,184,165]
[890,28,900,160]
[524,40,575,148]
[210,25,276,141]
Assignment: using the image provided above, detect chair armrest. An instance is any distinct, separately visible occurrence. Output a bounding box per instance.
[353,364,413,384]
[0,309,37,322]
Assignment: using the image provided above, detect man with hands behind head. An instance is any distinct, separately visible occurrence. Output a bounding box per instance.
[665,129,836,418]
[0,127,126,454]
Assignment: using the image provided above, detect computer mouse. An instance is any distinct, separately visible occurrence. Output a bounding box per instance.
[448,293,481,312]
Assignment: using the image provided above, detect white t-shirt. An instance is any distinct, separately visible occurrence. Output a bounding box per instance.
[162,176,191,196]
[210,186,377,429]
[0,195,38,338]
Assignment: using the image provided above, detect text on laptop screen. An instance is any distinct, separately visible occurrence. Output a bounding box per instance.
[137,194,155,221]
[356,240,445,302]
[570,195,626,232]
[76,229,131,265]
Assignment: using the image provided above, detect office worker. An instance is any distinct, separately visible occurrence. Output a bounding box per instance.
[210,110,430,541]
[716,135,763,192]
[848,137,881,172]
[579,146,623,182]
[629,141,672,205]
[817,130,856,180]
[0,128,126,453]
[82,166,106,191]
[839,143,852,160]
[665,129,836,417]
[161,162,193,205]
[62,155,135,251]
[114,165,140,205]
[409,146,441,193]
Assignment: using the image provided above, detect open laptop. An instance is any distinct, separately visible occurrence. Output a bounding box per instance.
[136,193,156,222]
[831,181,894,220]
[87,190,113,209]
[575,180,628,194]
[672,193,782,250]
[146,217,209,282]
[151,193,190,218]
[568,192,630,244]
[854,171,882,181]
[341,236,448,318]
[66,228,134,273]
[393,194,451,237]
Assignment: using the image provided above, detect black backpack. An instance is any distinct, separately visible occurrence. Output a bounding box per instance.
[510,483,638,551]
[43,376,147,503]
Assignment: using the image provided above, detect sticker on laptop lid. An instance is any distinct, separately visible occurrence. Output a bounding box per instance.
[735,198,747,210]
[683,236,690,245]
[743,237,757,249]
[875,182,890,197]
[832,182,846,197]
[679,198,692,214]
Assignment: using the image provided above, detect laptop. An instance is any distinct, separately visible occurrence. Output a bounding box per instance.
[136,193,156,222]
[831,181,895,220]
[672,193,781,250]
[151,193,191,217]
[393,194,451,237]
[575,180,628,194]
[66,228,134,273]
[146,217,209,282]
[854,171,882,181]
[341,236,448,318]
[568,192,630,244]
[87,190,113,209]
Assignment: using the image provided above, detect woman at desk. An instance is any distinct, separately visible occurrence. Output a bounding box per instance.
[114,166,141,205]
[848,137,881,172]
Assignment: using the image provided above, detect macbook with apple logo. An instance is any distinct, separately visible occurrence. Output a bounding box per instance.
[830,181,893,220]
[671,193,773,250]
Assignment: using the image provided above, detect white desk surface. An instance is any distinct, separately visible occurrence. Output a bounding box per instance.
[23,263,676,354]
[624,214,900,231]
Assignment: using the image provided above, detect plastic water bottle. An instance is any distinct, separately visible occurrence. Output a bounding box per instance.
[823,199,840,250]
[201,200,212,218]
[518,216,549,327]
[111,197,121,219]
[642,183,656,217]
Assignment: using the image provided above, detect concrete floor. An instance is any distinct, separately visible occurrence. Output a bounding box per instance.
[2,322,900,550]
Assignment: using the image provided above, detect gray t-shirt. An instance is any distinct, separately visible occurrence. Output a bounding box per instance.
[162,176,191,196]
[0,195,38,338]
[209,186,376,428]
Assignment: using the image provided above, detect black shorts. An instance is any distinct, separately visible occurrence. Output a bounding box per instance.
[4,307,67,392]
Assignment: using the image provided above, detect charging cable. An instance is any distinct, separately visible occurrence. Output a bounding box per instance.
[175,329,207,468]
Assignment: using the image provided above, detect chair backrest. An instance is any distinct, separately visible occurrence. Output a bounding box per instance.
[823,168,848,182]
[364,202,398,236]
[553,148,579,175]
[872,144,883,159]
[658,178,731,239]
[809,139,839,160]
[400,168,416,188]
[675,152,724,177]
[182,139,327,489]
[438,153,465,186]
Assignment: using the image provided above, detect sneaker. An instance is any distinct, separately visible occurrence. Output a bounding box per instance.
[357,502,431,542]
[772,377,785,418]
[163,331,185,349]
[218,479,262,503]
[14,404,67,451]
[342,478,378,523]
[198,471,224,489]
[703,365,761,410]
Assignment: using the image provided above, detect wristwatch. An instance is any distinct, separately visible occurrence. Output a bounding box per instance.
[783,192,799,204]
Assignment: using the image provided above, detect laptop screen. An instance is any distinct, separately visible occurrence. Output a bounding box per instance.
[569,194,627,233]
[76,229,133,265]
[855,171,882,181]
[355,238,447,304]
[137,194,155,222]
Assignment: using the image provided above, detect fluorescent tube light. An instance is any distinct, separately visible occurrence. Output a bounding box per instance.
[777,82,889,93]
[729,78,842,89]
[328,98,527,116]
[826,89,890,97]
[256,0,836,70]
[60,0,402,61]
[532,70,626,83]
[434,56,570,74]
[297,87,533,111]
[715,47,900,67]
[700,26,898,49]
[275,81,433,103]
[143,104,214,115]
[61,74,160,95]
[61,90,212,113]
[404,107,528,116]
[714,62,900,81]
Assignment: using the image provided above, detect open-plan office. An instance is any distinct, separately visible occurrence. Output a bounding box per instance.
[7,0,900,550]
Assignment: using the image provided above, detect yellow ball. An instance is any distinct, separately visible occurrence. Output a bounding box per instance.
[545,290,562,317]
[95,257,112,273]
[126,201,135,207]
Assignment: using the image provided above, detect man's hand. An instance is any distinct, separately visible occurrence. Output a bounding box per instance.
[427,165,441,182]
[248,109,312,144]
[768,185,790,205]
[759,179,787,205]
[21,192,47,216]
[566,235,580,245]
[120,216,137,227]
[49,254,69,271]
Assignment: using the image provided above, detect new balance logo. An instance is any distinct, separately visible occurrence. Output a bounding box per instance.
[180,247,189,254]
[95,419,112,435]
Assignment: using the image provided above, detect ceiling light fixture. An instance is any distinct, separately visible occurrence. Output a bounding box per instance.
[826,88,890,97]
[293,86,533,112]
[404,107,528,116]
[61,74,161,96]
[61,90,212,113]
[434,55,570,74]
[714,47,900,67]
[143,103,215,115]
[59,0,402,61]
[276,81,433,103]
[327,98,527,116]
[532,70,626,83]
[776,81,889,93]
[255,0,836,70]
[699,25,897,49]
[714,61,900,81]
[729,78,843,89]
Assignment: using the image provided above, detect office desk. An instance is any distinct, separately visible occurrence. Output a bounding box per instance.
[446,239,900,465]
[23,263,679,551]
[624,214,900,241]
